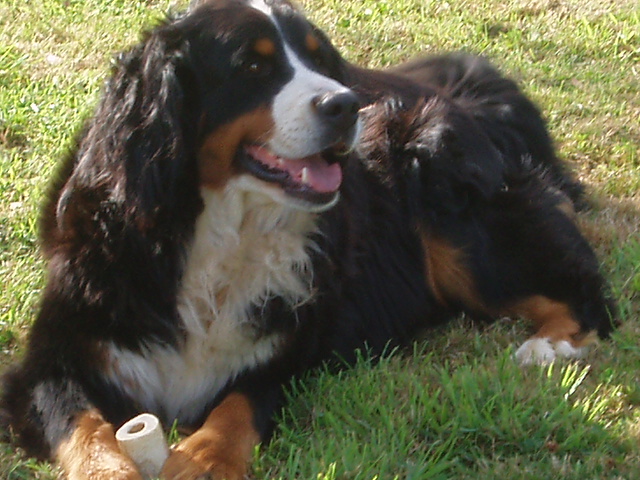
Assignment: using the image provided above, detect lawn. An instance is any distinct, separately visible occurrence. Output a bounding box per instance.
[1,0,639,478]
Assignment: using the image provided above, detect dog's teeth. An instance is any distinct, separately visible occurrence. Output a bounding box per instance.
[301,167,309,184]
[277,158,285,167]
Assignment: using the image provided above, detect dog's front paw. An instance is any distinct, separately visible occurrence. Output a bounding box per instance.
[161,392,259,480]
[160,432,248,480]
[64,458,143,480]
[57,410,144,480]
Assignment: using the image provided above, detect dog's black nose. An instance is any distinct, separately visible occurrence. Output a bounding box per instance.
[312,91,360,130]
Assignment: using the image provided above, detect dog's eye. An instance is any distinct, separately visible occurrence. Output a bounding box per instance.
[311,52,328,72]
[240,57,272,77]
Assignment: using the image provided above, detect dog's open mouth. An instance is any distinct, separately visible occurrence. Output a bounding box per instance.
[239,144,349,206]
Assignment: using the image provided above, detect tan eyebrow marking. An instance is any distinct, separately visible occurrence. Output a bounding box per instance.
[305,33,320,52]
[254,37,276,56]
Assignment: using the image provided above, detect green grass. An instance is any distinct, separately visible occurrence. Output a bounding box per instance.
[1,0,639,478]
[255,345,638,479]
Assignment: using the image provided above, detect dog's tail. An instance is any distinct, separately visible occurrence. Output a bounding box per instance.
[391,53,585,208]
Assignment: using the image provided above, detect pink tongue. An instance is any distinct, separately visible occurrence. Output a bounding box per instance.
[246,145,342,193]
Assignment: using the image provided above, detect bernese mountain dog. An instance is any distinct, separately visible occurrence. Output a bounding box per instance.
[0,0,616,478]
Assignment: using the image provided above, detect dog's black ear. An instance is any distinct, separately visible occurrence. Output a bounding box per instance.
[55,27,199,235]
[357,97,504,212]
[404,98,505,213]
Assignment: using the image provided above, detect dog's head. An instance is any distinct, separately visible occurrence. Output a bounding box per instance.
[166,0,361,212]
[54,0,361,241]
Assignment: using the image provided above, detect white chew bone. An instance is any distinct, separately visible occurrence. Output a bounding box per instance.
[115,413,170,479]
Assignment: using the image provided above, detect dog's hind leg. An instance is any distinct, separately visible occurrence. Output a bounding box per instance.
[488,188,616,366]
[505,296,601,365]
[420,224,614,366]
[418,180,615,367]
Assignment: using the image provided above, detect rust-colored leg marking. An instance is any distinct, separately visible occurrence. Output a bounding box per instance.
[508,295,596,346]
[161,392,260,480]
[509,295,598,365]
[57,409,142,480]
[421,232,484,311]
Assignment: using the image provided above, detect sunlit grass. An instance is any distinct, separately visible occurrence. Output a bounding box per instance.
[1,0,638,478]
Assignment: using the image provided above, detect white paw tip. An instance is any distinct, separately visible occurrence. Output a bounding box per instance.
[515,337,585,366]
[554,339,585,359]
[516,338,556,365]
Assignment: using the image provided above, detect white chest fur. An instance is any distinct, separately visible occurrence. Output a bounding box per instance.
[105,182,317,424]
